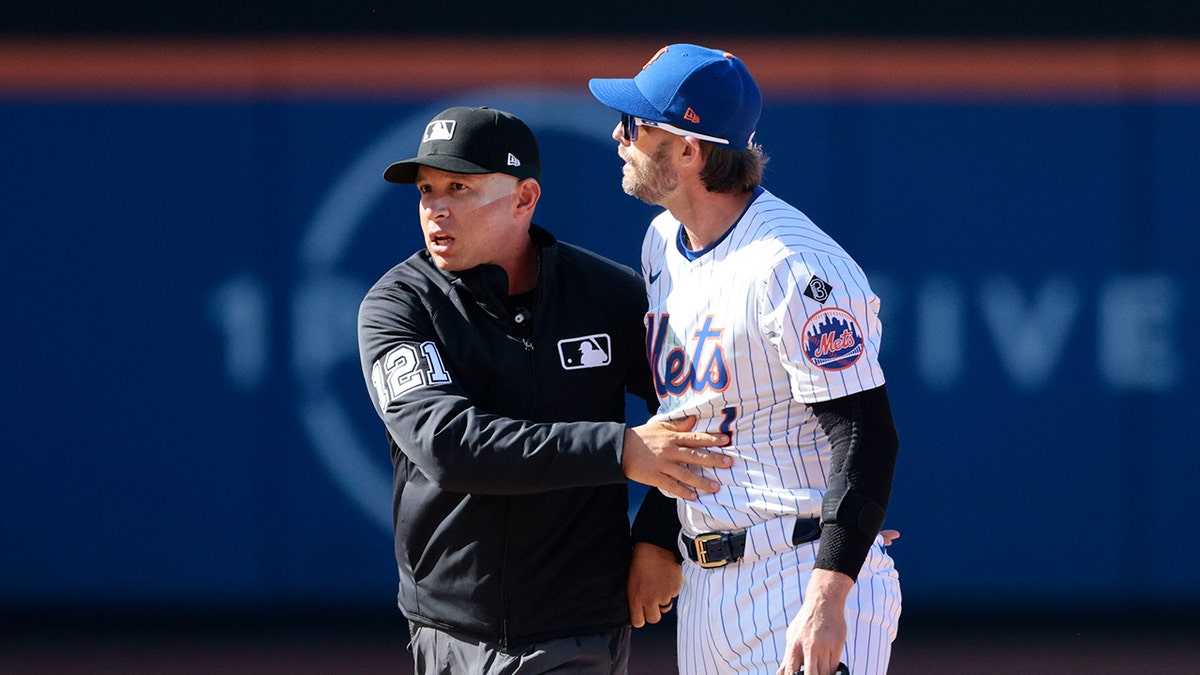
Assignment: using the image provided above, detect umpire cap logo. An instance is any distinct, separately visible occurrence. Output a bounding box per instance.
[422,120,456,142]
[558,333,612,370]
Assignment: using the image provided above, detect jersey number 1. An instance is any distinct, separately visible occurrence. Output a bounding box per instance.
[719,406,738,441]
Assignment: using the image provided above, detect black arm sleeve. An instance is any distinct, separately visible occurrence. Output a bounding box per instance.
[811,384,899,579]
[630,486,683,562]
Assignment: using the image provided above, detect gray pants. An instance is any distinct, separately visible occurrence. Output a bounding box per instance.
[408,622,631,675]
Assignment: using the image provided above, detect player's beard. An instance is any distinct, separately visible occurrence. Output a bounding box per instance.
[622,143,678,205]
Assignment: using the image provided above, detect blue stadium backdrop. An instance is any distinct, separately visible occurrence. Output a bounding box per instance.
[1,39,1197,619]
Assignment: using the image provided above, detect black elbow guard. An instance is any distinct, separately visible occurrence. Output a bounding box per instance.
[813,385,898,538]
[821,471,887,536]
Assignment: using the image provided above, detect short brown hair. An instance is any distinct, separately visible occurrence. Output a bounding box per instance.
[700,142,768,194]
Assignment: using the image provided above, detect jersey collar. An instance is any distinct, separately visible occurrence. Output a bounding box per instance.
[675,186,764,262]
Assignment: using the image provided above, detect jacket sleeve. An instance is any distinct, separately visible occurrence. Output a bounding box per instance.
[357,281,629,495]
[630,487,682,562]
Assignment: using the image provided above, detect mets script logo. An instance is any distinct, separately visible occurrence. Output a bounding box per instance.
[802,308,864,371]
[559,333,612,370]
[646,314,729,396]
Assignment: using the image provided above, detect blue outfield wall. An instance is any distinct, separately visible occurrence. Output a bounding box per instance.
[1,86,1197,616]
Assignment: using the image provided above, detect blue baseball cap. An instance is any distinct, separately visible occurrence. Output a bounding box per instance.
[588,44,762,148]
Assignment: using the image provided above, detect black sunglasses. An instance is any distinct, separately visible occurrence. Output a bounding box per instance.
[620,113,640,142]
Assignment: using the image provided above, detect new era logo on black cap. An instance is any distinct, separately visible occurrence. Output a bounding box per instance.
[383,106,541,184]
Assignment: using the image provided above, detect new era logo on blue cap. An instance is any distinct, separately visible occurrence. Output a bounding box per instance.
[588,44,762,149]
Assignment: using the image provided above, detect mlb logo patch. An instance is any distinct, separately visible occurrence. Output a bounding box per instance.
[423,120,456,142]
[558,334,612,370]
[802,308,864,371]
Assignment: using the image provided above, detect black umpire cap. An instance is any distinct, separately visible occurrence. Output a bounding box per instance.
[383,106,542,184]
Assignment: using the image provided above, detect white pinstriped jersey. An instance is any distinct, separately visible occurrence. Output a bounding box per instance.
[642,187,887,537]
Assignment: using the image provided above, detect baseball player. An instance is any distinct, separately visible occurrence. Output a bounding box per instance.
[589,45,902,675]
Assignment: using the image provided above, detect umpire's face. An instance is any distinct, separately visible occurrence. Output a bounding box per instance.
[415,166,540,276]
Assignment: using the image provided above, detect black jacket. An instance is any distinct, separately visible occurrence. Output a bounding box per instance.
[357,225,661,647]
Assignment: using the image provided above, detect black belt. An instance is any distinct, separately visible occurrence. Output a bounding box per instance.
[682,517,822,569]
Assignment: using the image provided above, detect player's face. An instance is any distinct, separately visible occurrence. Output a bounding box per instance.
[415,167,522,272]
[614,123,679,206]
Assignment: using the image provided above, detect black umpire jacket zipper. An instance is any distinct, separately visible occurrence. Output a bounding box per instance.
[499,496,511,648]
[500,262,538,648]
[500,311,533,650]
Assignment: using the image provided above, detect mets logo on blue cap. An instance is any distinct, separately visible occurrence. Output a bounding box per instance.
[802,308,864,371]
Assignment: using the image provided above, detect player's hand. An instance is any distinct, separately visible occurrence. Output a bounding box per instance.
[627,542,682,628]
[622,416,732,500]
[777,569,852,675]
[880,529,900,546]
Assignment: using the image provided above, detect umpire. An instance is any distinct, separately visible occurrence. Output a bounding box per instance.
[357,106,730,673]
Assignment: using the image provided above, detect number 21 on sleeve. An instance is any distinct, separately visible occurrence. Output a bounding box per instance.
[371,341,451,403]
